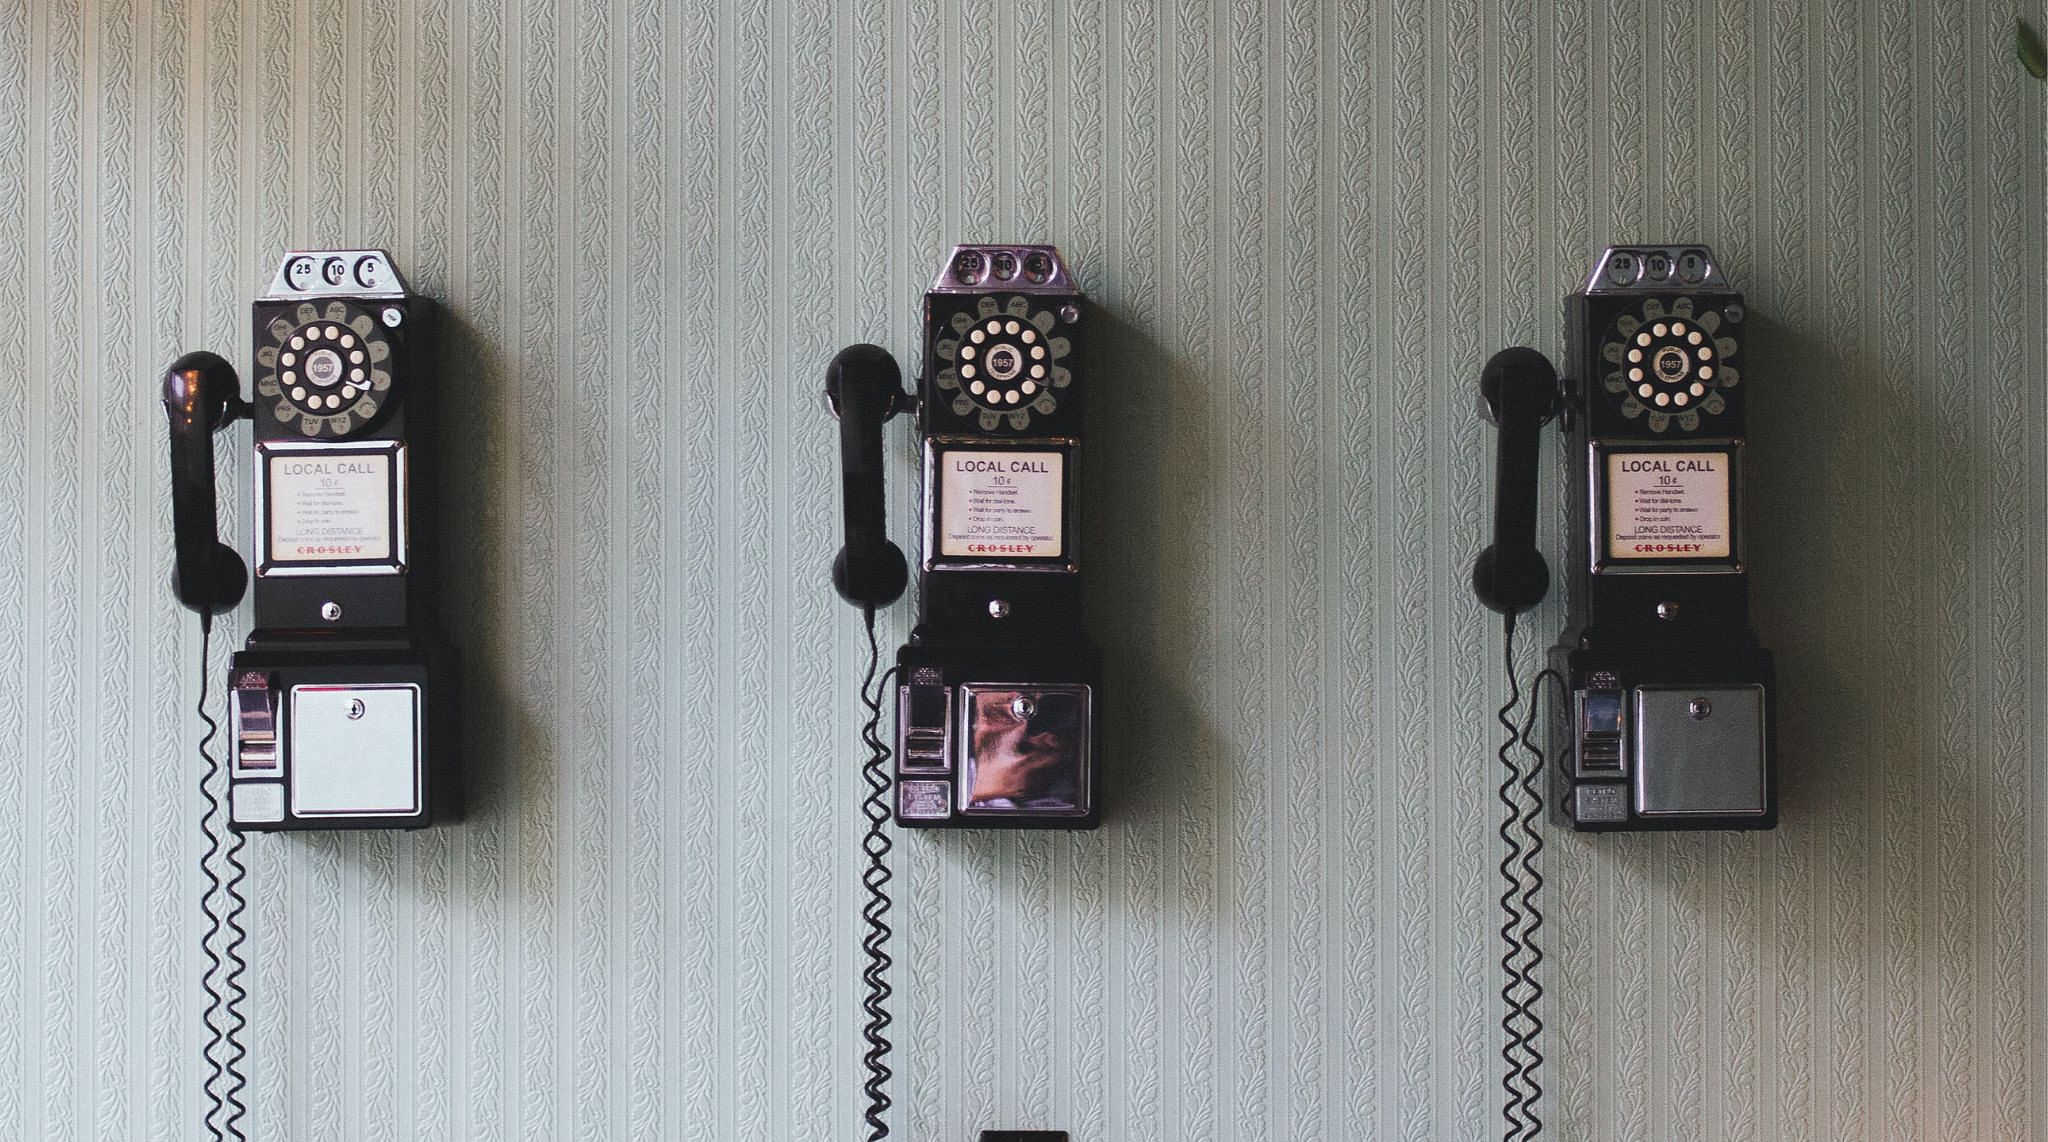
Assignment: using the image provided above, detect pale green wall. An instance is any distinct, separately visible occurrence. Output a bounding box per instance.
[1,0,2042,1138]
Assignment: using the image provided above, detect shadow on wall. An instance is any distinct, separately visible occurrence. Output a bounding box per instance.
[1079,302,1232,915]
[425,302,526,831]
[1745,309,1978,836]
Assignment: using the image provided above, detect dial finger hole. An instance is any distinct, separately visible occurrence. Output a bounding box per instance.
[1005,390,1021,405]
[969,380,985,395]
[961,364,977,379]
[985,320,1003,333]
[1670,321,1687,336]
[1637,384,1653,398]
[1004,320,1020,335]
[339,334,355,348]
[349,350,364,364]
[1636,332,1652,346]
[292,387,308,401]
[1674,392,1690,407]
[1690,383,1705,396]
[350,368,364,383]
[1688,330,1703,345]
[1653,322,1669,337]
[1628,368,1643,382]
[1655,392,1670,407]
[961,345,976,359]
[1022,381,1037,394]
[1699,366,1713,380]
[290,335,305,350]
[1030,364,1046,379]
[1698,346,1713,360]
[283,370,297,385]
[1020,329,1037,343]
[1030,345,1045,359]
[971,329,986,343]
[282,352,296,366]
[1627,348,1642,363]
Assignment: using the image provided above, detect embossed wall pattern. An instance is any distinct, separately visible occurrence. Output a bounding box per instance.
[0,0,2041,1138]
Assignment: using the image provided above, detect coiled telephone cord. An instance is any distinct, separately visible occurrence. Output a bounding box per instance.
[1497,615,1558,1142]
[195,614,251,1142]
[858,608,898,1141]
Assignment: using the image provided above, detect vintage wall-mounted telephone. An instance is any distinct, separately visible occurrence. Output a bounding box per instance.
[165,249,456,831]
[1477,244,1775,831]
[828,244,1094,1140]
[164,250,455,1140]
[1474,245,1777,1139]
[832,244,1102,830]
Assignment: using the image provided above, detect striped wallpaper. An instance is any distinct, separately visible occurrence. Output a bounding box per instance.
[0,0,2040,1138]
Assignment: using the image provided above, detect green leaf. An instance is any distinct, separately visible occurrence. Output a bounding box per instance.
[2019,18,2046,79]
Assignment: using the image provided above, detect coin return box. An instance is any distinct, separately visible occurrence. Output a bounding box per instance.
[289,683,423,818]
[1573,688,1627,777]
[1632,684,1767,817]
[898,678,952,773]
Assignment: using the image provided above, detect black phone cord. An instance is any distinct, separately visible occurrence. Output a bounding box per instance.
[196,614,251,1142]
[1497,614,1558,1141]
[858,608,898,1141]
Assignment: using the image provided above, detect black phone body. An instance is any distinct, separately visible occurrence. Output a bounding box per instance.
[1548,246,1776,831]
[893,246,1102,829]
[223,251,457,830]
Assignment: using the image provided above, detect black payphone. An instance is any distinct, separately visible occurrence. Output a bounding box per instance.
[163,249,456,1141]
[1477,244,1775,833]
[165,249,456,831]
[833,244,1102,830]
[1473,245,1777,1139]
[828,244,1096,1139]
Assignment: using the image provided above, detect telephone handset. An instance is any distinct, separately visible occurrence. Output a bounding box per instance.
[164,350,252,613]
[827,343,910,611]
[162,250,457,832]
[1472,345,1559,618]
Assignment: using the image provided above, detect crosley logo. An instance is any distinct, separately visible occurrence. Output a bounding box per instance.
[968,543,1038,554]
[297,544,367,556]
[1633,543,1705,553]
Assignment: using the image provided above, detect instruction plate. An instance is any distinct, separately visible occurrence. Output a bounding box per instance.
[1605,449,1732,562]
[938,449,1065,559]
[259,442,404,574]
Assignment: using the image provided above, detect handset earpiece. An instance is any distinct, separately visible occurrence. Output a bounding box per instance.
[1471,345,1560,616]
[826,343,910,611]
[162,351,251,614]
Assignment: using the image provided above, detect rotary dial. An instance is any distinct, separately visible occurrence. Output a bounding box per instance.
[932,295,1072,432]
[1601,296,1740,433]
[253,300,395,438]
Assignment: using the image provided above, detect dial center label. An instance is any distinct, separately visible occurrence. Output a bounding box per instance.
[939,450,1064,558]
[1606,450,1732,561]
